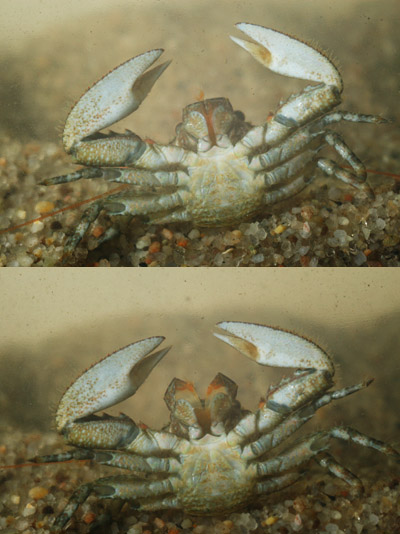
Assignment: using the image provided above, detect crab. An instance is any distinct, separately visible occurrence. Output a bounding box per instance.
[42,23,388,257]
[28,322,398,530]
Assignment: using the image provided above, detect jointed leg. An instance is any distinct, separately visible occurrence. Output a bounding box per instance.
[255,426,399,478]
[262,149,321,188]
[243,379,373,462]
[256,472,303,496]
[228,368,333,445]
[264,175,310,205]
[43,167,190,188]
[317,157,373,196]
[54,475,179,530]
[315,452,363,492]
[62,189,189,258]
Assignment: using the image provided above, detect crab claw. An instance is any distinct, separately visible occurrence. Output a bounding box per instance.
[214,321,334,374]
[56,337,170,432]
[231,23,342,92]
[63,49,170,153]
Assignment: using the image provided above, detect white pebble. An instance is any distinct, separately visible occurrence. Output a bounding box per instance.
[252,253,264,264]
[16,253,34,267]
[136,235,151,249]
[325,523,339,533]
[188,229,200,240]
[368,513,379,526]
[375,218,386,230]
[354,251,367,266]
[31,220,44,233]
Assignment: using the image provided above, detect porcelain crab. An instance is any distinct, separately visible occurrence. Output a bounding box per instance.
[29,322,398,529]
[43,23,388,257]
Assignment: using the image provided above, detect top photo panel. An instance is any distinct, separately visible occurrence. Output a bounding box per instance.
[1,0,399,266]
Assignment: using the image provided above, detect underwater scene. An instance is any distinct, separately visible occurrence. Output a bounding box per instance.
[1,0,399,266]
[0,270,399,533]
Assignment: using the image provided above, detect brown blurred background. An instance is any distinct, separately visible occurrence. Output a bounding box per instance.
[2,0,398,143]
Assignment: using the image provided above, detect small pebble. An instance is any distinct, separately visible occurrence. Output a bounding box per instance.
[188,229,200,240]
[28,486,48,500]
[263,516,279,525]
[272,224,287,234]
[34,201,55,215]
[82,511,96,524]
[153,517,165,529]
[22,503,36,517]
[181,519,192,528]
[136,235,151,249]
[162,228,174,240]
[30,220,44,233]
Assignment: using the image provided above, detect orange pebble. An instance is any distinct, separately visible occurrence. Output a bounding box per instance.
[82,512,96,524]
[34,201,55,215]
[92,226,104,238]
[148,241,161,253]
[177,239,188,248]
[300,255,310,267]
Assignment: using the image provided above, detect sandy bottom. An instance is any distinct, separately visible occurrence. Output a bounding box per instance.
[0,428,399,534]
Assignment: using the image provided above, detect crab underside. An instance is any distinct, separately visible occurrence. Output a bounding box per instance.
[26,321,399,530]
[41,23,388,260]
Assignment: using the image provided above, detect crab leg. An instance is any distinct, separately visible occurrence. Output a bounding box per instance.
[60,187,190,259]
[242,379,373,461]
[256,472,303,496]
[54,475,180,530]
[215,322,334,445]
[262,148,321,187]
[253,426,399,479]
[315,452,363,491]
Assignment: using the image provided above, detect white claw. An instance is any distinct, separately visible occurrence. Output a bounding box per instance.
[231,23,342,92]
[63,49,170,152]
[56,337,170,432]
[215,321,334,374]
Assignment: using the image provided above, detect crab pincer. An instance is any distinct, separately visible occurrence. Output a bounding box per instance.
[56,337,170,448]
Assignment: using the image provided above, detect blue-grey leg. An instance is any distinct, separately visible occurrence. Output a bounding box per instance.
[315,452,363,492]
[255,427,399,479]
[53,476,178,530]
[256,472,303,496]
[243,380,373,462]
[264,175,310,205]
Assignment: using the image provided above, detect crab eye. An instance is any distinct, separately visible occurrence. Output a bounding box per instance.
[213,107,235,134]
[184,110,209,139]
[234,110,245,122]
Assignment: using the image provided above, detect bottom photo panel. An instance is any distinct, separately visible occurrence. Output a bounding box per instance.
[0,270,399,534]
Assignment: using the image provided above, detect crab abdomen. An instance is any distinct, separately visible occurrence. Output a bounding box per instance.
[186,156,266,226]
[177,438,255,514]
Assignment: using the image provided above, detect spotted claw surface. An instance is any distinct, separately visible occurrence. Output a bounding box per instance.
[214,321,334,373]
[55,336,170,432]
[231,23,343,91]
[63,49,170,152]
